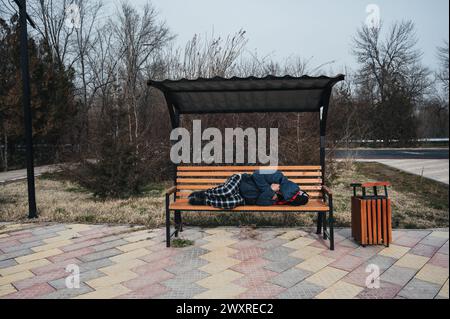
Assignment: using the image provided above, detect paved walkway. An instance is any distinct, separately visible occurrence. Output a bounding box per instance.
[0,223,448,299]
[354,159,449,184]
[0,165,60,184]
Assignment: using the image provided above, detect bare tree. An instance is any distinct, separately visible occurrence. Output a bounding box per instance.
[352,20,431,145]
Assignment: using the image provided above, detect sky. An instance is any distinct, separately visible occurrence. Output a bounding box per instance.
[110,0,449,74]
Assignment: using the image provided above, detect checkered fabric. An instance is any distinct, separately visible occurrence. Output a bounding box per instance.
[205,174,245,209]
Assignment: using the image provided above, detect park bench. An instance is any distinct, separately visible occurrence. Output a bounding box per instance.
[165,165,334,250]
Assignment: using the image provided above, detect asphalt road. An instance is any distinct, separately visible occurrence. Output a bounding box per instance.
[335,148,449,159]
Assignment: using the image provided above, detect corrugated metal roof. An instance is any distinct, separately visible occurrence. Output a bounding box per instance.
[148,74,344,114]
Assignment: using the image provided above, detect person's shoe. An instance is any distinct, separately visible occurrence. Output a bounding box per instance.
[188,196,206,205]
[188,191,206,205]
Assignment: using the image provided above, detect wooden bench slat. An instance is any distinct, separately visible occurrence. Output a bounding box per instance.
[176,178,322,184]
[177,165,322,171]
[176,185,322,191]
[169,199,329,211]
[175,191,322,198]
[177,171,321,177]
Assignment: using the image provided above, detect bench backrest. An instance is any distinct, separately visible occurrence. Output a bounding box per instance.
[175,166,323,200]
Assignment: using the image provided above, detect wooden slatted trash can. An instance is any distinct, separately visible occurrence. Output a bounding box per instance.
[351,182,392,247]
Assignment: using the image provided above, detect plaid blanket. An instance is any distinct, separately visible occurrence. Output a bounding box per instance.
[205,174,245,209]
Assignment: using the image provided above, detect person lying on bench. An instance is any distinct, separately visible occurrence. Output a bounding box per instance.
[188,170,309,209]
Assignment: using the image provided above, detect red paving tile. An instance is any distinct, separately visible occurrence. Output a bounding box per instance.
[394,236,423,248]
[357,281,403,299]
[408,243,439,258]
[31,258,80,276]
[13,269,67,290]
[231,247,266,261]
[48,247,95,263]
[132,257,176,275]
[122,270,174,290]
[238,282,286,299]
[232,268,278,288]
[429,253,449,268]
[118,283,169,299]
[140,249,179,263]
[1,283,55,299]
[330,255,366,272]
[230,257,269,274]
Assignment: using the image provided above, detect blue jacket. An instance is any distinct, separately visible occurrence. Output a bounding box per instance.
[239,170,300,206]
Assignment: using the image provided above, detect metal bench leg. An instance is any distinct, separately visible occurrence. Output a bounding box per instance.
[329,198,334,250]
[165,195,171,247]
[174,211,182,237]
[323,212,328,240]
[316,212,323,234]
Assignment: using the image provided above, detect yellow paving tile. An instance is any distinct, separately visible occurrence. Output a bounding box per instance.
[0,224,27,234]
[32,239,73,252]
[0,270,34,286]
[193,283,247,299]
[117,240,156,252]
[74,284,130,299]
[278,230,308,240]
[0,284,17,297]
[296,255,335,272]
[315,280,364,299]
[201,238,237,250]
[43,235,78,244]
[394,254,430,270]
[378,244,410,259]
[204,228,229,235]
[109,248,149,263]
[290,246,325,260]
[56,229,81,237]
[199,258,241,274]
[306,266,348,288]
[0,234,9,238]
[437,279,449,299]
[124,231,154,243]
[86,270,137,289]
[15,248,63,264]
[196,270,243,289]
[430,231,449,239]
[99,259,146,275]
[283,237,316,249]
[1,259,51,276]
[415,264,449,286]
[66,224,93,232]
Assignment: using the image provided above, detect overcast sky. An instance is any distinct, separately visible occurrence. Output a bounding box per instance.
[111,0,449,73]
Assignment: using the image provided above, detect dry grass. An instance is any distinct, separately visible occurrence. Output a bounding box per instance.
[0,162,448,229]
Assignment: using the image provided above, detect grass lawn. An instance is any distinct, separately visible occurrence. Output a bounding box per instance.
[0,162,448,229]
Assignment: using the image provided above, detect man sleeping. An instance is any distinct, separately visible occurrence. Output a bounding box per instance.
[188,170,309,209]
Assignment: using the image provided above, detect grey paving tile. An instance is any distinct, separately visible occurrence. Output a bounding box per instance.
[0,258,17,269]
[165,258,209,275]
[365,255,397,273]
[264,256,302,273]
[1,240,44,253]
[92,239,128,252]
[31,224,67,235]
[19,232,59,243]
[380,266,418,286]
[420,236,448,248]
[397,278,441,299]
[277,281,324,299]
[162,270,210,288]
[157,283,207,299]
[270,268,312,288]
[78,258,114,272]
[0,248,33,261]
[49,270,106,289]
[257,238,288,249]
[78,248,122,262]
[262,246,295,261]
[41,283,94,299]
[170,247,208,263]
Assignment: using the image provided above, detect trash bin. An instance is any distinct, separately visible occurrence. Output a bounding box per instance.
[350,182,392,247]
